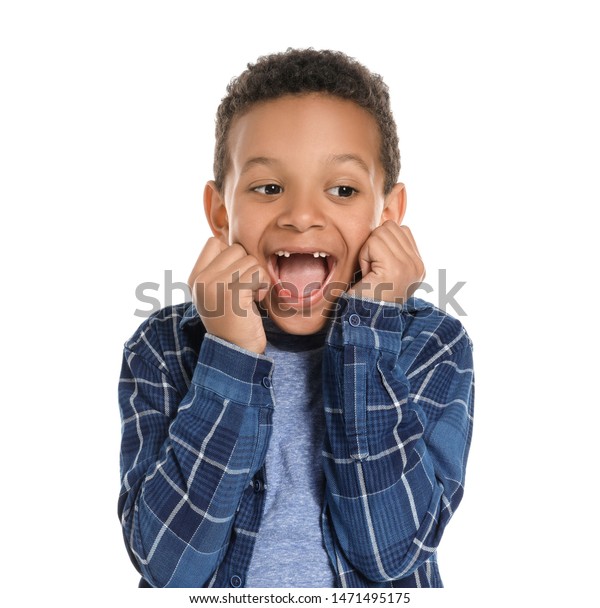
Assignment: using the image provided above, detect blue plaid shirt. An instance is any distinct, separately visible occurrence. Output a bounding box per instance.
[118,294,474,588]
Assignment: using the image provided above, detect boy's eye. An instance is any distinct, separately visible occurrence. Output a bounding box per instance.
[253,184,282,195]
[327,185,357,198]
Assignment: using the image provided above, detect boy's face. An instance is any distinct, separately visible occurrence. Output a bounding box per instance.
[205,93,405,335]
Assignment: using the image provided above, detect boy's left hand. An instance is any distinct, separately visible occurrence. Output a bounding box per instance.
[348,221,425,304]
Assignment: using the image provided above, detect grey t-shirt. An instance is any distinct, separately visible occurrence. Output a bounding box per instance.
[245,319,335,587]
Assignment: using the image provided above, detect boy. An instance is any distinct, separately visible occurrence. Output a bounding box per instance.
[118,48,474,588]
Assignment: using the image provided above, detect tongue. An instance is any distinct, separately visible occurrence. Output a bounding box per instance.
[278,254,328,297]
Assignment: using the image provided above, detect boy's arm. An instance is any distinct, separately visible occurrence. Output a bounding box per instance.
[322,294,474,583]
[118,323,273,588]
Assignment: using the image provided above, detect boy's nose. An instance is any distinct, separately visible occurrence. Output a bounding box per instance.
[276,192,326,232]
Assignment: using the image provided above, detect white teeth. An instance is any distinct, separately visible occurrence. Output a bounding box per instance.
[275,250,329,257]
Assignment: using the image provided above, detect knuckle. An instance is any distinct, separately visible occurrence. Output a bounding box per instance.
[230,243,246,255]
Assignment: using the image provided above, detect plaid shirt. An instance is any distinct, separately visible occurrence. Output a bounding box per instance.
[118,294,474,588]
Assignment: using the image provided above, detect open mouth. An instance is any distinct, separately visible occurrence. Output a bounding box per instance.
[267,249,337,306]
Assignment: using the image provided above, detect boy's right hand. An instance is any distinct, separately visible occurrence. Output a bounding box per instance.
[188,238,272,354]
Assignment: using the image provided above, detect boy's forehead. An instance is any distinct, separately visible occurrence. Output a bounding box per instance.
[232,92,377,133]
[227,93,382,172]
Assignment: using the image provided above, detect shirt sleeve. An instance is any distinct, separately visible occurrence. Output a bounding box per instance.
[118,330,274,588]
[321,294,474,583]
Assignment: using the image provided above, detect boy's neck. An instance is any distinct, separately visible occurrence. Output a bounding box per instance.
[262,314,327,352]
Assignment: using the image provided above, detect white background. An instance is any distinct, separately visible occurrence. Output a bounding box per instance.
[1,1,598,606]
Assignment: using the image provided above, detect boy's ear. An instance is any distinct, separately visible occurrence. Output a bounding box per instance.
[203,181,230,243]
[380,183,407,225]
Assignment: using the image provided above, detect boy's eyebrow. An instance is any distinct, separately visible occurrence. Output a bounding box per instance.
[326,153,371,175]
[240,156,278,175]
[240,154,372,176]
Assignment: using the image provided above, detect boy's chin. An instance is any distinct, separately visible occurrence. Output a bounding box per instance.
[262,301,332,335]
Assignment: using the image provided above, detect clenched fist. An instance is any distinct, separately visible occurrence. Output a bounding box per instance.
[188,238,272,354]
[348,221,425,304]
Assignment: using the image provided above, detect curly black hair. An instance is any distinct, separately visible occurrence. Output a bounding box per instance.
[213,48,400,195]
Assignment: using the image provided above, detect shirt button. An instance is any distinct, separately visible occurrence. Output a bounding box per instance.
[253,479,263,493]
[230,575,242,588]
[262,377,272,389]
[349,313,361,327]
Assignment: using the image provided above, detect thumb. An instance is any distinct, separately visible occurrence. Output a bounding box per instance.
[356,241,372,281]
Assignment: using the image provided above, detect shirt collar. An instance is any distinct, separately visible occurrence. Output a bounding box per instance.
[339,292,433,312]
[178,295,433,331]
